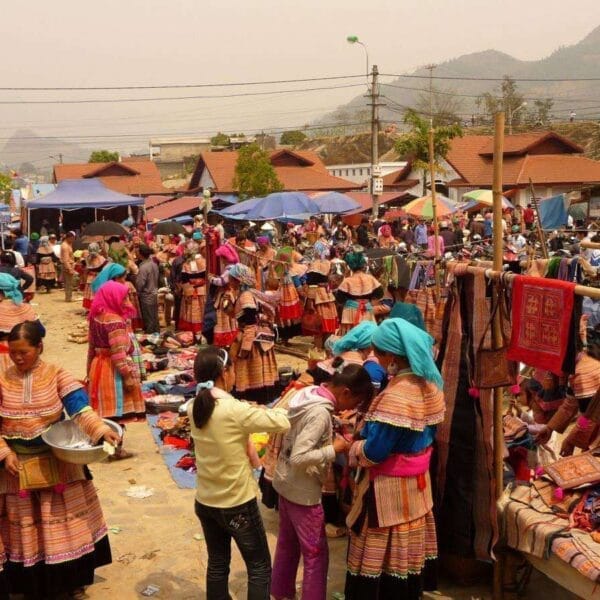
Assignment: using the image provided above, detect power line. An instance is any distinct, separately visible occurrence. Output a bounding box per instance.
[0,74,365,91]
[382,73,600,82]
[0,83,365,105]
[0,120,372,142]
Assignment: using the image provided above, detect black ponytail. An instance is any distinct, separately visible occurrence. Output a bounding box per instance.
[192,346,229,429]
[332,363,375,409]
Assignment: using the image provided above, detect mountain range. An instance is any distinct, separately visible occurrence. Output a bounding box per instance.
[323,24,600,126]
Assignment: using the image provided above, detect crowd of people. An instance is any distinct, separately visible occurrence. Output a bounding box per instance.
[0,205,596,599]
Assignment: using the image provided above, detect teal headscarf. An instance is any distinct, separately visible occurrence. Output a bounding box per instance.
[332,321,377,355]
[389,302,426,331]
[345,251,366,271]
[0,273,23,304]
[91,263,127,293]
[372,318,443,389]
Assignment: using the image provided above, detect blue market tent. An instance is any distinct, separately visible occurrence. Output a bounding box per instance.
[26,179,144,234]
[27,179,144,210]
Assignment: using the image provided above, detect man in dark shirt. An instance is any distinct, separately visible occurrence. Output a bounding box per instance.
[356,218,370,247]
[135,244,160,333]
[439,221,456,252]
[168,253,185,328]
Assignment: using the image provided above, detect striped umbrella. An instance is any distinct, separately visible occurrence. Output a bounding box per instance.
[462,189,514,209]
[403,195,457,219]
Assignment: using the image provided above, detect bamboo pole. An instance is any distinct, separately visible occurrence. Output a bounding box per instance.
[448,263,600,300]
[528,179,549,259]
[428,127,440,293]
[492,112,505,600]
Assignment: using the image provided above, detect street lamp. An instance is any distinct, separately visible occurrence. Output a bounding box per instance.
[346,35,370,86]
[507,101,527,135]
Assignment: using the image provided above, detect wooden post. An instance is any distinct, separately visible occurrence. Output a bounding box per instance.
[492,111,505,600]
[428,127,440,293]
[528,179,549,259]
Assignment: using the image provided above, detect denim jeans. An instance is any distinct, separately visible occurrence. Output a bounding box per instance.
[194,498,271,600]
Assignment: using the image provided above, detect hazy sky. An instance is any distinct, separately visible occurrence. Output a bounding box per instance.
[1,0,598,161]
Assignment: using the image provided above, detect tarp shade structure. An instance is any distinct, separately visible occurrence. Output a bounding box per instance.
[146,196,202,222]
[27,179,144,210]
[539,194,570,230]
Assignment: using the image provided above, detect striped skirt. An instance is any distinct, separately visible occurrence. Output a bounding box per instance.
[0,469,111,596]
[232,333,277,403]
[37,258,56,283]
[82,273,98,309]
[178,289,206,334]
[278,279,303,323]
[88,349,144,418]
[339,302,375,335]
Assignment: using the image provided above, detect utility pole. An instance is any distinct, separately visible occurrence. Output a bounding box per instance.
[369,64,382,219]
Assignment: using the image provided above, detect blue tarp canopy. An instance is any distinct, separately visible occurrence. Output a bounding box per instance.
[27,179,145,211]
[539,194,570,230]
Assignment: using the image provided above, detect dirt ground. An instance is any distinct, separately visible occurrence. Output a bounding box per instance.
[35,290,579,599]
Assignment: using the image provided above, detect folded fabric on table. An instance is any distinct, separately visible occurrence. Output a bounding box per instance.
[552,530,600,582]
[499,482,570,558]
[507,276,575,375]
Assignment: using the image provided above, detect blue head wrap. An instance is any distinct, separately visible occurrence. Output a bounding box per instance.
[332,321,378,355]
[314,240,329,260]
[0,273,23,304]
[91,263,127,294]
[372,318,443,389]
[229,263,256,288]
[389,302,426,331]
[192,231,204,241]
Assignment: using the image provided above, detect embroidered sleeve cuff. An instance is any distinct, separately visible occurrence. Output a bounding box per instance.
[74,410,112,444]
[0,445,13,462]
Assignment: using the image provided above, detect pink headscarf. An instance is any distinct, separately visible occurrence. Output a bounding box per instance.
[215,243,239,265]
[89,280,136,321]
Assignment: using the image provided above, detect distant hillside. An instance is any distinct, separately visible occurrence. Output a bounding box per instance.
[322,24,600,127]
[0,129,92,173]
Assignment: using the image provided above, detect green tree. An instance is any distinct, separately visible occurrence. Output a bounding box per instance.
[0,172,13,204]
[477,75,526,128]
[280,130,307,146]
[394,109,462,195]
[210,132,230,147]
[232,143,283,198]
[89,150,119,163]
[524,99,554,127]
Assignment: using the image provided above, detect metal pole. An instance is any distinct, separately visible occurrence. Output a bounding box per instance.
[428,128,440,293]
[492,111,505,600]
[370,65,380,218]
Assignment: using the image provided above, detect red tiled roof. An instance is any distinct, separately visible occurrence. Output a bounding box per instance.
[445,133,600,188]
[188,149,357,193]
[146,196,201,221]
[477,132,584,156]
[145,195,174,209]
[54,160,170,196]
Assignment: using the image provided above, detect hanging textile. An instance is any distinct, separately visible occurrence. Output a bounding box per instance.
[404,287,446,345]
[434,265,497,561]
[507,276,576,375]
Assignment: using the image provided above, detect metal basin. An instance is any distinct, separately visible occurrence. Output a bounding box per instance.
[41,418,122,465]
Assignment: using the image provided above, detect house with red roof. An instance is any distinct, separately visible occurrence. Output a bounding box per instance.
[384,132,600,206]
[53,159,171,197]
[188,149,357,194]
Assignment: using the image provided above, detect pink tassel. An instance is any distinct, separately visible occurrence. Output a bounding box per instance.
[468,387,480,398]
[554,487,565,500]
[534,466,545,478]
[510,384,521,395]
[18,489,29,499]
[53,483,66,494]
[577,416,591,429]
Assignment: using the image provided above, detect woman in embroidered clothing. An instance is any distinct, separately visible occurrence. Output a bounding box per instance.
[335,249,383,335]
[86,281,144,448]
[274,248,305,343]
[0,321,120,599]
[190,345,289,599]
[303,241,338,349]
[81,243,107,311]
[0,274,44,373]
[178,243,207,334]
[34,236,59,292]
[228,264,279,405]
[210,244,240,348]
[345,318,445,600]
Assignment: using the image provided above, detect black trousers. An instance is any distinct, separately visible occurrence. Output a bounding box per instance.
[139,293,159,334]
[194,498,271,600]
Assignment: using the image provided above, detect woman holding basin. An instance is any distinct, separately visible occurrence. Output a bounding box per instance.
[0,321,120,599]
